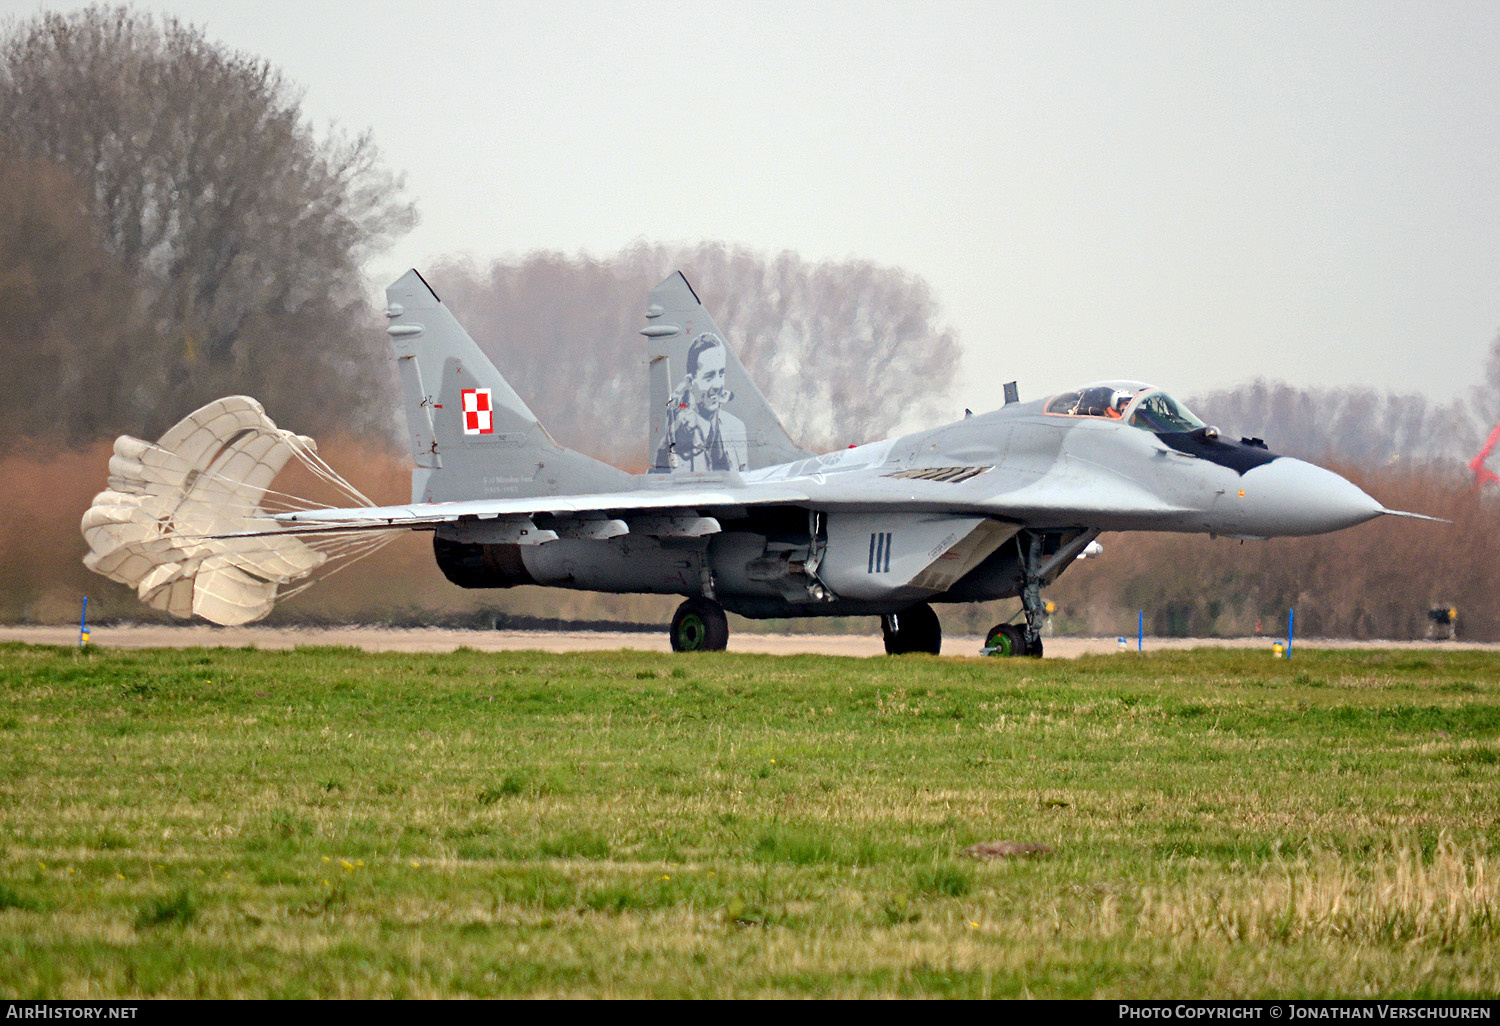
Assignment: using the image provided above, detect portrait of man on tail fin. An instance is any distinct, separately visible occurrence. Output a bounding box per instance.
[654,332,748,472]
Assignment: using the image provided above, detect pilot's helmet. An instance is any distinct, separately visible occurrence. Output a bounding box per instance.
[1111,390,1132,413]
[1078,386,1113,413]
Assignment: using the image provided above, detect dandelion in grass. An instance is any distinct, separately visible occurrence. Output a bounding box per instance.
[341,860,354,871]
[409,860,420,868]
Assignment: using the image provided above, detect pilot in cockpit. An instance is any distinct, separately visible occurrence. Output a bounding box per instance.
[1076,386,1116,417]
[1044,382,1169,423]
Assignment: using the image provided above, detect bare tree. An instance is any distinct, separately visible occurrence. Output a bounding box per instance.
[429,242,962,465]
[0,142,144,445]
[1471,331,1500,435]
[0,5,416,438]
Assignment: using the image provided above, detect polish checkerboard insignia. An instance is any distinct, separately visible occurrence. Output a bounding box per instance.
[461,388,493,435]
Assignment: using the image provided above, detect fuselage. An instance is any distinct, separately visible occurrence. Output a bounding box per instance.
[431,386,1385,619]
[755,395,1383,539]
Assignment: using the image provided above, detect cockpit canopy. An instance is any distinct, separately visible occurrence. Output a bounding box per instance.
[1044,381,1205,433]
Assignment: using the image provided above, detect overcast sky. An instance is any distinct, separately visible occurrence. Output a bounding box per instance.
[5,0,1499,418]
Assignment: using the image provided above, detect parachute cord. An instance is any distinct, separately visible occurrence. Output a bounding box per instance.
[119,437,365,516]
[283,435,377,508]
[169,430,377,512]
[306,533,395,559]
[278,531,400,602]
[286,452,366,505]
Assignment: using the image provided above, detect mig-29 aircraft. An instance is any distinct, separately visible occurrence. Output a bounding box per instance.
[82,270,1437,656]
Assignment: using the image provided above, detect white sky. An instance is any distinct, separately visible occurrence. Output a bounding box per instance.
[6,0,1499,417]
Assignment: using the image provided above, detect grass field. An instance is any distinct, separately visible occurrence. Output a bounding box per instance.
[2,641,1498,998]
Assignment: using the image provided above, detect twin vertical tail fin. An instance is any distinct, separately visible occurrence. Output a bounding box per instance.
[385,270,630,503]
[644,272,809,475]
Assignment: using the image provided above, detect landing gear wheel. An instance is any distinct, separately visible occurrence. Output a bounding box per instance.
[670,597,729,652]
[1026,635,1043,658]
[881,602,942,655]
[984,623,1026,657]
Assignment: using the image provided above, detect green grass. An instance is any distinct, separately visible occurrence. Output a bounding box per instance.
[1,641,1499,997]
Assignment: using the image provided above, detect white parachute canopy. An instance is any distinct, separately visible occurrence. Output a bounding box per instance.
[81,396,395,625]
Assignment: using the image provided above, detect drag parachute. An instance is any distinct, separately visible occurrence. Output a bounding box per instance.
[81,397,395,625]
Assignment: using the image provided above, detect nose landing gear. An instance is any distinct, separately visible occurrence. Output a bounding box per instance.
[983,622,1041,657]
[984,532,1048,658]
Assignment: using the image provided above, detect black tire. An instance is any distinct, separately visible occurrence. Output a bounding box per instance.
[1026,634,1044,658]
[670,597,729,652]
[984,623,1025,657]
[881,602,941,655]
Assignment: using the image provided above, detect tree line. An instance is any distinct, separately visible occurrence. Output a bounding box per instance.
[1189,378,1486,470]
[0,6,414,443]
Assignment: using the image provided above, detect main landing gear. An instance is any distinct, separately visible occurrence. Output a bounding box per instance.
[882,602,941,655]
[669,596,729,652]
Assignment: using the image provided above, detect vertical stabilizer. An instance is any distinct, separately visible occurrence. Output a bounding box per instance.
[385,270,631,503]
[644,272,809,474]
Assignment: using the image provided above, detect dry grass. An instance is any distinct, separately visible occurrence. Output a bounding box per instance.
[1136,838,1499,949]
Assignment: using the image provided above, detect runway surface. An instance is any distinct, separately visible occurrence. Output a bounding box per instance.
[1,625,1492,658]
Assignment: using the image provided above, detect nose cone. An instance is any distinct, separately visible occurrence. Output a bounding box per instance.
[1237,459,1383,536]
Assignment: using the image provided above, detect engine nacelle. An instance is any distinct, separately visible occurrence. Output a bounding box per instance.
[433,534,705,595]
[432,536,535,589]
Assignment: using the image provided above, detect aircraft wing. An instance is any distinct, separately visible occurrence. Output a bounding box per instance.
[245,482,816,537]
[247,467,1188,538]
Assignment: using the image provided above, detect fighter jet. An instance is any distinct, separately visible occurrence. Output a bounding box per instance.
[82,270,1438,656]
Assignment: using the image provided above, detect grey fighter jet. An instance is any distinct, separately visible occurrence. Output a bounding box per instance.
[84,269,1436,654]
[254,269,1434,656]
